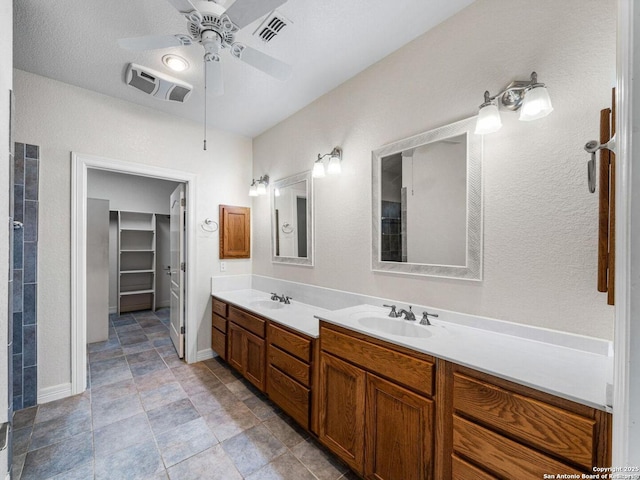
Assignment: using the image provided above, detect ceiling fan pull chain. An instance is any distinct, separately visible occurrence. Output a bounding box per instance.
[203,55,207,151]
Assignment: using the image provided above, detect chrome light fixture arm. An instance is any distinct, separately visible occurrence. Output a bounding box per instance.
[481,72,542,111]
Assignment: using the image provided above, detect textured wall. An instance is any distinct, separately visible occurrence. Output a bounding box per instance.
[252,0,617,339]
[13,70,253,391]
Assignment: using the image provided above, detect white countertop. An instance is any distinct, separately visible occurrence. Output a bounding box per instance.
[211,290,613,411]
[212,289,327,337]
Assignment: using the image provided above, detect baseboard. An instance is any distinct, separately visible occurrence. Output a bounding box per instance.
[156,301,170,309]
[109,306,117,314]
[196,348,214,362]
[38,382,73,404]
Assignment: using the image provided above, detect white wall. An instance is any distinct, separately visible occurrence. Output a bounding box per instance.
[88,170,179,215]
[13,69,253,392]
[252,0,617,339]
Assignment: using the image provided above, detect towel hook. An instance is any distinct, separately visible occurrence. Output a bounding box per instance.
[584,135,616,193]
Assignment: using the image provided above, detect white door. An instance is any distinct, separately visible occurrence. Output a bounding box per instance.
[169,185,185,358]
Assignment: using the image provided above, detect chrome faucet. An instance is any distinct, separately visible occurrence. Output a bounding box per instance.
[270,292,281,301]
[383,304,400,318]
[397,306,416,321]
[420,311,439,325]
[281,295,292,305]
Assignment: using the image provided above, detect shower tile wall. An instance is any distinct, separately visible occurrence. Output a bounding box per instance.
[12,143,39,411]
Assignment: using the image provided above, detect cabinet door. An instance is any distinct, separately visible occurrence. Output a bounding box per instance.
[228,322,245,373]
[219,204,250,259]
[365,374,434,480]
[245,329,266,391]
[318,352,366,474]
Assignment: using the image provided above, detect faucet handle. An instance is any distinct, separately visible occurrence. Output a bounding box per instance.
[270,292,280,301]
[383,304,398,317]
[283,295,292,304]
[420,311,439,326]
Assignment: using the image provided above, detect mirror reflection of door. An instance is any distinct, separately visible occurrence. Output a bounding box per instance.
[274,180,307,258]
[380,133,467,266]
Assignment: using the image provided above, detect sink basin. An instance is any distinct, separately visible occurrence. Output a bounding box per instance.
[249,300,285,310]
[357,317,433,338]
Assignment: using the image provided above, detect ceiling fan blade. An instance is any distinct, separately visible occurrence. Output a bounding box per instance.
[232,44,291,81]
[118,34,189,51]
[166,0,198,14]
[205,57,224,96]
[224,0,287,29]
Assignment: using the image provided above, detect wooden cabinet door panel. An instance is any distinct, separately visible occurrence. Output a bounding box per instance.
[219,205,250,259]
[365,374,434,480]
[245,329,266,391]
[318,352,366,474]
[228,322,245,373]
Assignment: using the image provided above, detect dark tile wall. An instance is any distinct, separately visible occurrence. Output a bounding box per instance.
[13,143,39,410]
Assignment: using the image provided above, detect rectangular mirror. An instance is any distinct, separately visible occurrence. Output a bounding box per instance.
[372,116,483,280]
[271,171,313,266]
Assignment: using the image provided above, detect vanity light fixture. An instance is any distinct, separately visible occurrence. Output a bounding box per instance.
[162,54,189,72]
[248,175,269,197]
[475,72,553,135]
[313,147,342,178]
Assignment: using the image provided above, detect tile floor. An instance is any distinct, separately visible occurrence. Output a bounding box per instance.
[11,309,357,480]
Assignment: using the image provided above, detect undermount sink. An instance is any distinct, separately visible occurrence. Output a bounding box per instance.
[357,316,433,338]
[250,300,285,310]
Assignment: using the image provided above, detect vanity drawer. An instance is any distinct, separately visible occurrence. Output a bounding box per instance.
[452,455,497,480]
[320,326,434,397]
[212,297,228,318]
[268,344,310,387]
[267,365,310,429]
[268,323,312,362]
[453,373,596,469]
[211,328,226,360]
[453,415,585,479]
[228,306,265,338]
[212,313,227,333]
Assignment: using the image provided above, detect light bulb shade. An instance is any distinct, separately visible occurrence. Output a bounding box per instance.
[256,182,267,196]
[327,155,341,175]
[519,85,553,121]
[312,161,326,178]
[249,184,258,196]
[274,188,280,197]
[475,103,502,135]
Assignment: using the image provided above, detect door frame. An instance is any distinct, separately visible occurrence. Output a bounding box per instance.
[70,152,197,395]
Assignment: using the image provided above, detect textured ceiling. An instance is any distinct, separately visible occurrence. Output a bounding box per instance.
[13,0,475,137]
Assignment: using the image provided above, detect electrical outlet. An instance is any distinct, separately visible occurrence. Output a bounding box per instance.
[220,261,226,272]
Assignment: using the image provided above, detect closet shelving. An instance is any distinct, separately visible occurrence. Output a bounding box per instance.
[117,211,156,314]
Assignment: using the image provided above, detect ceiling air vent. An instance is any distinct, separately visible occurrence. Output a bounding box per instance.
[125,63,193,103]
[254,11,291,43]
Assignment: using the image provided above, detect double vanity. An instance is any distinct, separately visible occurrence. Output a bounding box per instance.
[210,286,612,480]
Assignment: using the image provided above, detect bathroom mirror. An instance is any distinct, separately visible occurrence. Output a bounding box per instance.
[372,116,483,280]
[271,171,314,266]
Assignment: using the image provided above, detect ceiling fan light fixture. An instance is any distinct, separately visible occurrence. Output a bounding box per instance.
[162,54,190,72]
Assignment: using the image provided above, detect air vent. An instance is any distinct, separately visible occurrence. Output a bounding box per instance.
[125,64,193,103]
[254,11,290,43]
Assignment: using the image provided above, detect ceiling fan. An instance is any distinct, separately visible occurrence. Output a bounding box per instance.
[118,0,292,97]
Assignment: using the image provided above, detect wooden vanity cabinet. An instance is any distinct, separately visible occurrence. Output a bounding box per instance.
[211,298,227,360]
[318,322,435,479]
[266,323,314,430]
[448,364,612,480]
[226,305,266,391]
